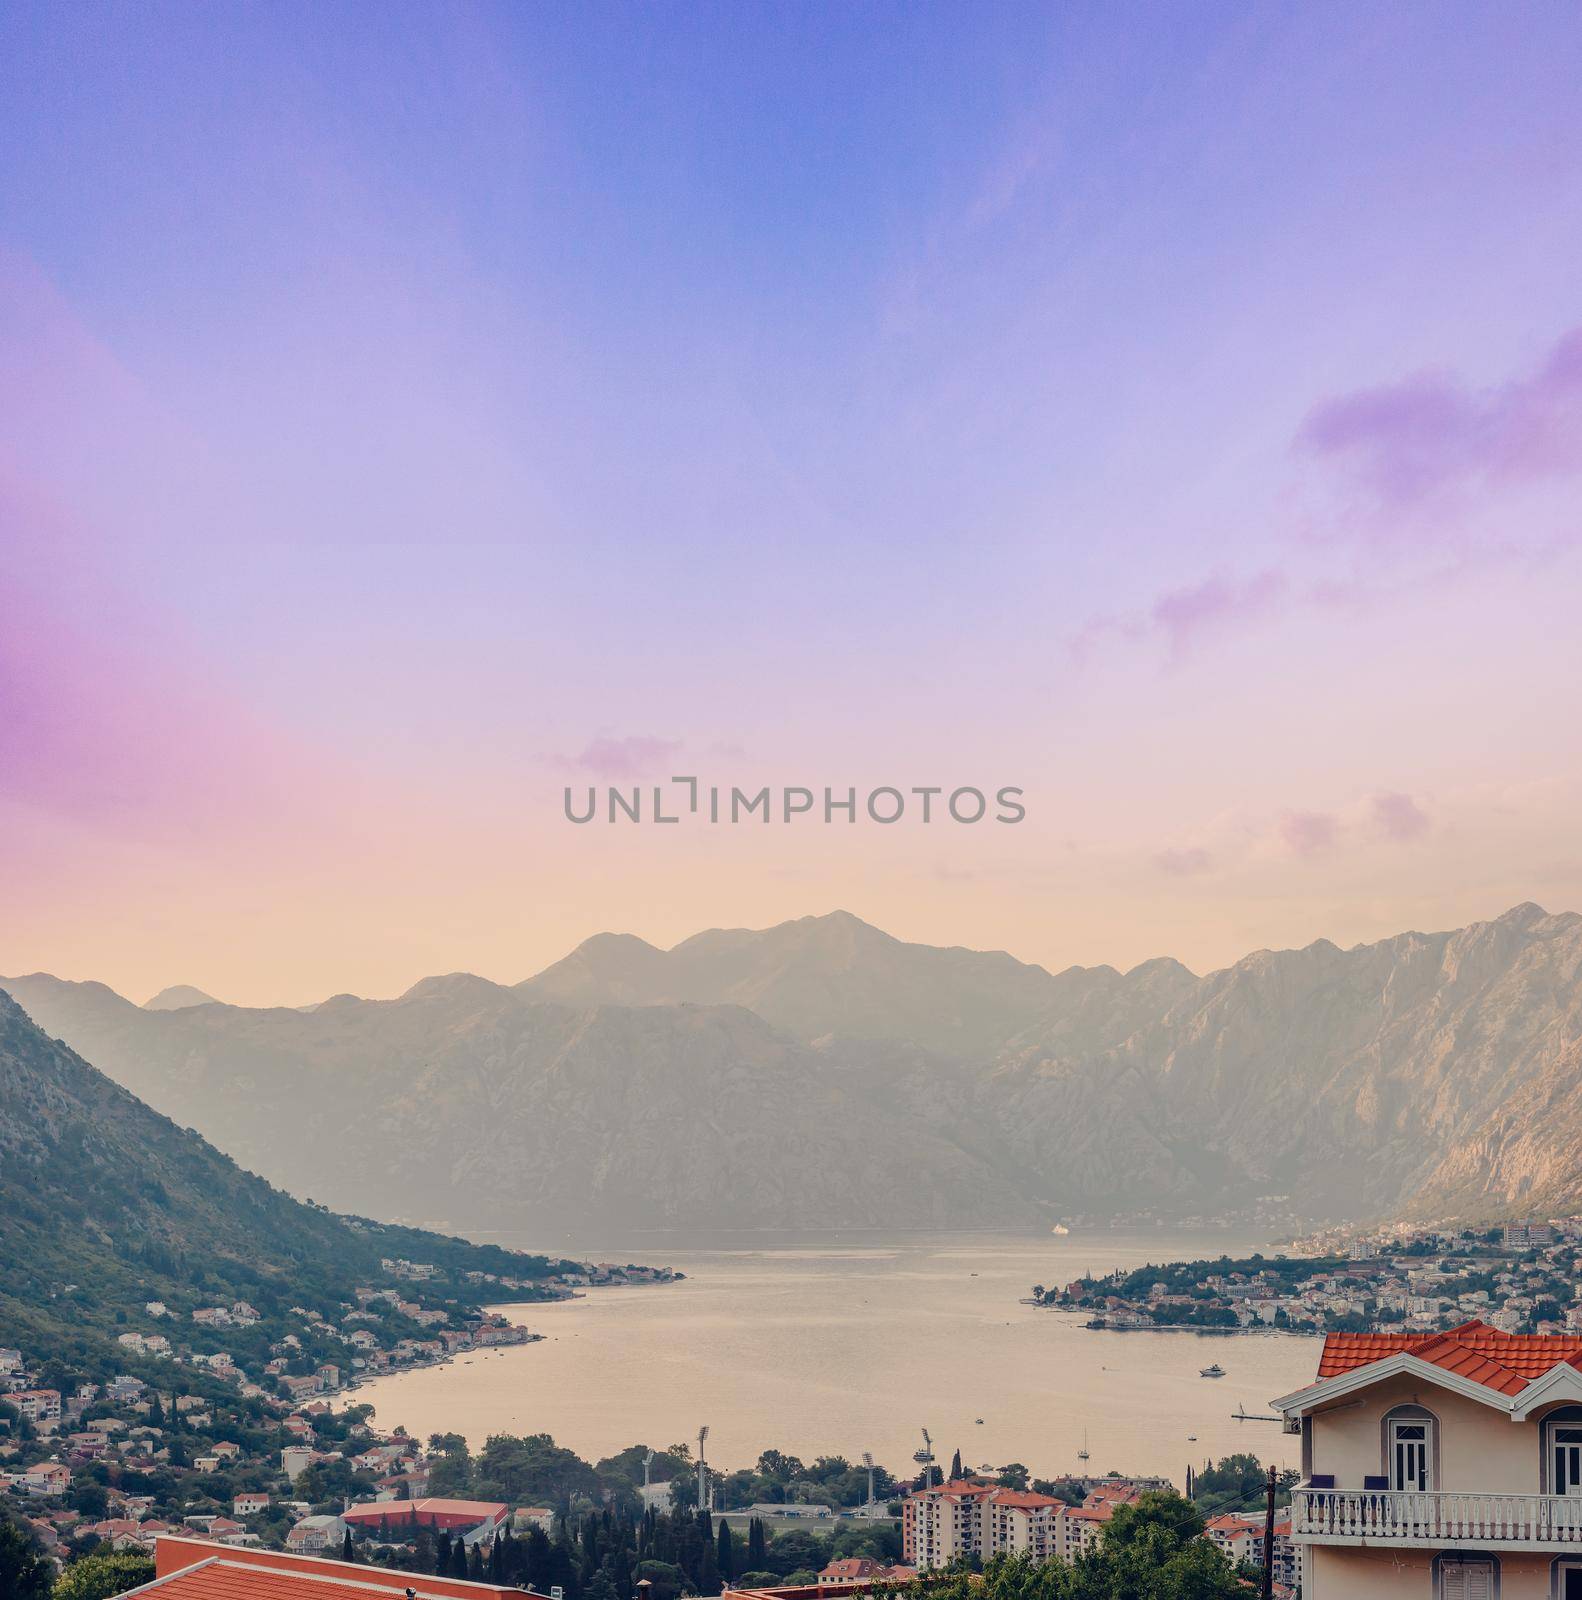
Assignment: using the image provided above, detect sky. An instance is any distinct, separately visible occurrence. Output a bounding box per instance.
[3,1,1582,1005]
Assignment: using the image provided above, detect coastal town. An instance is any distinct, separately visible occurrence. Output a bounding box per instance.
[1033,1217,1582,1336]
[2,1292,1303,1597]
[18,1214,1582,1598]
[0,1256,678,1565]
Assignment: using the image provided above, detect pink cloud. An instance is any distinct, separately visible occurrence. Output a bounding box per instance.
[1297,326,1582,518]
[1371,791,1430,842]
[1153,846,1214,876]
[569,735,683,779]
[1151,571,1287,660]
[1279,810,1339,858]
[1072,569,1287,666]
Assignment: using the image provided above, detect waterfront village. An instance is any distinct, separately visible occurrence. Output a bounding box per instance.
[1035,1216,1582,1335]
[3,1280,1303,1598]
[20,1219,1582,1600]
[0,1232,1304,1597]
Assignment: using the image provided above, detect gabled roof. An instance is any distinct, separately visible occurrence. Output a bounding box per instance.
[1275,1319,1582,1420]
[986,1489,1064,1510]
[136,1538,545,1600]
[1203,1513,1260,1534]
[1316,1320,1582,1397]
[342,1499,507,1525]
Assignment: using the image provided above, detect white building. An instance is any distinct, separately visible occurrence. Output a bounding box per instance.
[1275,1318,1582,1598]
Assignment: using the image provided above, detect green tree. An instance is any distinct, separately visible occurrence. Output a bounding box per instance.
[716,1518,736,1580]
[54,1551,157,1600]
[755,1451,804,1483]
[1103,1490,1204,1551]
[2,1517,54,1600]
[427,1434,474,1498]
[764,1530,826,1579]
[67,1483,110,1519]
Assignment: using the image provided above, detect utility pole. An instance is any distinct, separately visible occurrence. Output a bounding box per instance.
[1260,1463,1277,1600]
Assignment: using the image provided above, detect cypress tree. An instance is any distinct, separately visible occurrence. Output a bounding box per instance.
[746,1518,766,1571]
[716,1519,735,1580]
[341,1530,356,1564]
[435,1531,452,1576]
[490,1533,504,1582]
[452,1540,470,1580]
[950,1450,962,1482]
[524,1527,553,1593]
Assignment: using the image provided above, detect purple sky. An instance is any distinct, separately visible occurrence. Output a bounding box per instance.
[3,2,1581,1002]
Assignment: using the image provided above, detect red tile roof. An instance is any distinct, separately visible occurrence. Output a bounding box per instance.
[1316,1319,1582,1396]
[341,1499,506,1527]
[149,1537,534,1600]
[986,1490,1064,1510]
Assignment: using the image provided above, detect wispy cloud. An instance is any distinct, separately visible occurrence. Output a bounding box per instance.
[564,735,684,780]
[1278,810,1340,858]
[1153,846,1215,876]
[1297,326,1582,523]
[1370,790,1430,842]
[1072,326,1582,669]
[1072,569,1287,665]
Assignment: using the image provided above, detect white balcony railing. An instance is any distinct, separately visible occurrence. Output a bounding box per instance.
[1293,1487,1582,1548]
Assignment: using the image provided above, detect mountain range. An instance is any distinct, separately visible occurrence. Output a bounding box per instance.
[6,903,1582,1237]
[0,987,570,1368]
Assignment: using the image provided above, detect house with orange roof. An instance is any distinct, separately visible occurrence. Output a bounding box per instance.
[126,1535,553,1600]
[1273,1318,1582,1598]
[817,1558,880,1584]
[340,1498,509,1542]
[1202,1511,1262,1566]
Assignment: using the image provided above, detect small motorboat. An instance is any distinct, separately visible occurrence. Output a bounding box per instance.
[1200,1363,1226,1378]
[975,1417,984,1425]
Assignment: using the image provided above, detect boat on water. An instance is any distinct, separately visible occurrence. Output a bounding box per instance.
[1200,1363,1226,1378]
[1077,1430,1090,1463]
[1051,1224,1070,1235]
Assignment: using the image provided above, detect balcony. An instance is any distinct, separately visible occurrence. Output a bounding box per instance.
[1292,1486,1582,1551]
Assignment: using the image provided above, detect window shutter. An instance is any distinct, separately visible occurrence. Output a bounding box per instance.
[1442,1561,1494,1600]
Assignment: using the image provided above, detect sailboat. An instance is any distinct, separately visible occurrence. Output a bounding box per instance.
[1077,1430,1090,1463]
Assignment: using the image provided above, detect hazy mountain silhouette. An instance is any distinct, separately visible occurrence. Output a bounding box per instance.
[143,984,220,1010]
[521,909,1194,1057]
[0,989,569,1362]
[9,905,1582,1235]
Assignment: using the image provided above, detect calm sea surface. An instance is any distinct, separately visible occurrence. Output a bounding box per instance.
[355,1232,1312,1485]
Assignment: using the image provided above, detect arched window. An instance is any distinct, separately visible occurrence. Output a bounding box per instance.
[1382,1403,1439,1492]
[1542,1407,1582,1496]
